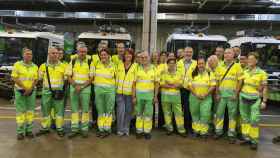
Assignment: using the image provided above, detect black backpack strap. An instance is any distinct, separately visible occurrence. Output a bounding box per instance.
[71,59,76,78]
[220,62,235,84]
[46,64,53,93]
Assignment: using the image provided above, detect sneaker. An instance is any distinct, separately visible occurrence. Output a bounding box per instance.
[117,131,124,137]
[57,131,65,137]
[68,132,79,139]
[36,130,50,137]
[144,133,152,140]
[17,134,24,140]
[250,143,258,150]
[26,132,34,139]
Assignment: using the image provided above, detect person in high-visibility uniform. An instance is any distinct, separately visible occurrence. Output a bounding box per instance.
[135,51,143,65]
[214,48,243,143]
[233,46,241,62]
[49,47,68,130]
[167,52,176,60]
[160,58,186,136]
[93,49,116,138]
[12,48,38,140]
[207,55,219,134]
[187,56,216,138]
[67,44,93,138]
[133,51,159,140]
[115,49,136,136]
[177,47,197,134]
[36,47,66,137]
[239,52,267,150]
[112,42,125,65]
[215,46,225,66]
[176,49,184,61]
[90,41,109,127]
[239,55,248,69]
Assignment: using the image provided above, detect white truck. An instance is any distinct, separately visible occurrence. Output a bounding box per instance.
[0,31,64,96]
[229,33,280,102]
[165,33,228,57]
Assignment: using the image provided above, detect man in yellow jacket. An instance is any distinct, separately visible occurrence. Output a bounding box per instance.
[177,47,197,134]
[12,48,38,140]
[36,47,67,137]
[214,48,243,143]
[67,44,93,138]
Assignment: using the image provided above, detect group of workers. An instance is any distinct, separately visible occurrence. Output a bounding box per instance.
[12,41,268,150]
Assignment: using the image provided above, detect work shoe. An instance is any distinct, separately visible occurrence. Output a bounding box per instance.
[239,140,251,146]
[166,131,173,136]
[57,131,65,138]
[136,133,142,139]
[213,134,222,140]
[26,132,35,139]
[68,132,79,139]
[200,135,208,141]
[191,132,200,138]
[96,131,103,137]
[272,136,280,144]
[144,133,152,140]
[229,137,236,144]
[250,143,258,150]
[81,131,88,138]
[17,134,24,140]
[102,132,110,138]
[36,130,50,137]
[178,132,188,138]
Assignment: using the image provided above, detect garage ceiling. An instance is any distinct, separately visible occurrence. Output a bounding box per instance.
[0,0,279,14]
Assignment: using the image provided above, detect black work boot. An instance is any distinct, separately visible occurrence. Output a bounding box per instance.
[68,131,79,139]
[26,132,35,138]
[17,133,25,140]
[36,129,50,137]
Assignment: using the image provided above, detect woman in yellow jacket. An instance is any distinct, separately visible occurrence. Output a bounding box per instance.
[187,55,216,138]
[116,49,137,136]
[239,52,267,150]
[92,49,116,138]
[132,51,159,140]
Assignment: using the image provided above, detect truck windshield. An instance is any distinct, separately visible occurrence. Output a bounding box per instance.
[78,38,131,55]
[241,43,280,70]
[169,40,228,58]
[0,37,34,66]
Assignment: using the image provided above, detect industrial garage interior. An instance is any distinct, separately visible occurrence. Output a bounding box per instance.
[0,0,280,158]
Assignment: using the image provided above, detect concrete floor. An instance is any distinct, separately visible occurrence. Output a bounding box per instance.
[0,98,280,158]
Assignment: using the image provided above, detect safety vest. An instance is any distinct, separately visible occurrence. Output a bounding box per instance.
[66,58,92,84]
[177,59,197,85]
[216,62,243,91]
[188,71,216,96]
[11,61,38,90]
[116,63,137,95]
[111,54,123,66]
[93,61,116,88]
[241,67,267,97]
[70,54,91,61]
[39,62,66,89]
[160,69,182,96]
[135,65,158,93]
